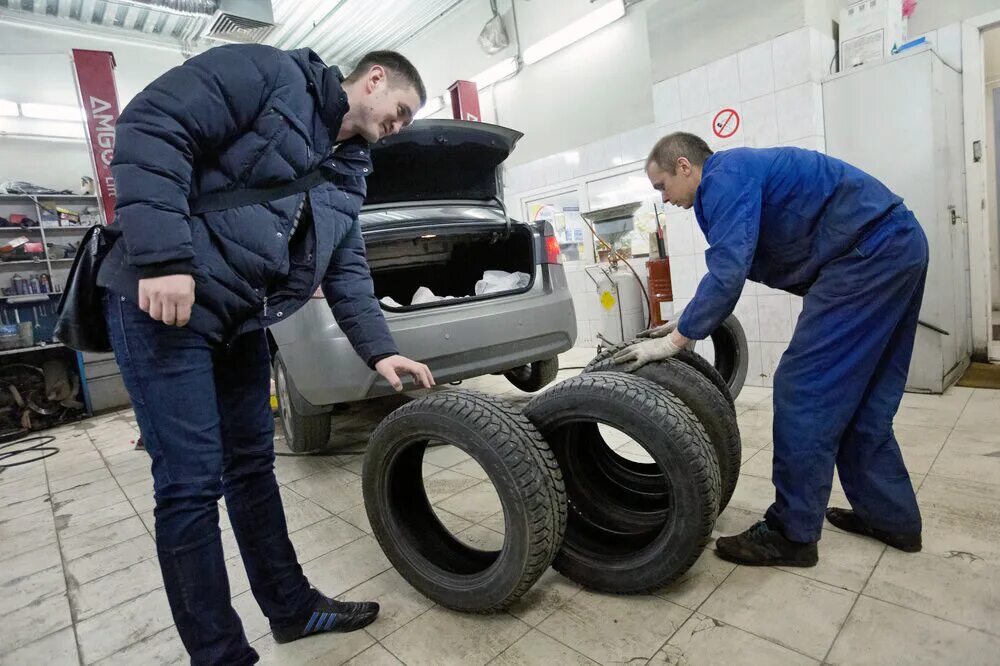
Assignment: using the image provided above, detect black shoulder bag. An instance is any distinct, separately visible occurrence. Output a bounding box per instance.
[54,169,329,353]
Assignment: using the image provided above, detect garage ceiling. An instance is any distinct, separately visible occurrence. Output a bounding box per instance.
[0,0,470,67]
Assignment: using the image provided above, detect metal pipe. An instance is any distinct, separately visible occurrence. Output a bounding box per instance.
[104,0,218,17]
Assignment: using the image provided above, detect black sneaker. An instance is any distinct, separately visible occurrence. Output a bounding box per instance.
[270,595,379,644]
[715,520,818,567]
[825,508,921,552]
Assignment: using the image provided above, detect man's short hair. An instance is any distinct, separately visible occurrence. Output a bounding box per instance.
[646,132,714,174]
[346,50,427,106]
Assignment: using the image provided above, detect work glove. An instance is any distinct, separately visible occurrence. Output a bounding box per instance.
[613,336,683,373]
[637,320,678,339]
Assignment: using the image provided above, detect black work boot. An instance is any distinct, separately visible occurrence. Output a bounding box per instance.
[715,520,818,567]
[270,594,379,644]
[826,508,921,552]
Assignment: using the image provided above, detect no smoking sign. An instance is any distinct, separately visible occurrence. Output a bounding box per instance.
[713,108,740,139]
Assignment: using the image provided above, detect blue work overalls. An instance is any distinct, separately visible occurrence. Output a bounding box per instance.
[677,147,926,542]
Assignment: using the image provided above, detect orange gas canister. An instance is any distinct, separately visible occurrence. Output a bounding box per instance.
[646,257,673,326]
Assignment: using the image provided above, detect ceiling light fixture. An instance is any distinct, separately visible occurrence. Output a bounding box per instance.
[20,103,84,122]
[473,57,518,90]
[522,0,625,65]
[0,100,18,117]
[415,96,445,120]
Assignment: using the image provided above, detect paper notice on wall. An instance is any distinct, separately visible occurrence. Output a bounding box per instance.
[842,29,884,69]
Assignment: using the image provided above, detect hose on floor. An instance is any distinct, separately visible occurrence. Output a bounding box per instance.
[0,433,59,473]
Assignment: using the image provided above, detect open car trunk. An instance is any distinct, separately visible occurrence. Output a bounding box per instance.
[366,224,536,311]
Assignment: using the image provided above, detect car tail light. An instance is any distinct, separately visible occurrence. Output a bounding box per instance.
[544,236,563,264]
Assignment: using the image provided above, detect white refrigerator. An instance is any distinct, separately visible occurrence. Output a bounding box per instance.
[823,46,973,393]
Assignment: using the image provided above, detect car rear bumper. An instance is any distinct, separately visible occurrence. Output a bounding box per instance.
[272,281,577,407]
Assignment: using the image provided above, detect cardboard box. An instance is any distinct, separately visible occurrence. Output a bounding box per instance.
[840,0,906,70]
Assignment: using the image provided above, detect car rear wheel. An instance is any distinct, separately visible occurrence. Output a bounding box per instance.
[274,353,331,453]
[504,357,559,392]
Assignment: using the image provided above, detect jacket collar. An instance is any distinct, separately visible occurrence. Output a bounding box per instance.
[289,48,351,136]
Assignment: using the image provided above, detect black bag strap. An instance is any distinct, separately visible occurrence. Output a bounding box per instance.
[189,168,328,215]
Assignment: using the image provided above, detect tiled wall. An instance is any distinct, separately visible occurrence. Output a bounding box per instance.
[503,27,837,386]
[654,27,835,387]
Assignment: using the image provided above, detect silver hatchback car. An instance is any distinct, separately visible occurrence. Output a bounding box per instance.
[269,120,578,451]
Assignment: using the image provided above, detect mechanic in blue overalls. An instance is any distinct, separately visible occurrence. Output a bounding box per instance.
[615,132,925,566]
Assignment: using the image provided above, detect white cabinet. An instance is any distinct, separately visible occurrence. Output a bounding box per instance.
[823,48,972,393]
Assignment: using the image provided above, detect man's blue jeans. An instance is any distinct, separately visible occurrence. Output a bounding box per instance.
[105,293,317,665]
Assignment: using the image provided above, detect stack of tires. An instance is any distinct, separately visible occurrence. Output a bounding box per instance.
[362,319,744,610]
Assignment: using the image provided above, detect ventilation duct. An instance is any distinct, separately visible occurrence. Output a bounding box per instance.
[107,0,220,16]
[201,0,276,44]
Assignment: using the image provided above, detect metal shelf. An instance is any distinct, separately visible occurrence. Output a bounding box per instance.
[0,292,61,302]
[0,195,98,203]
[0,342,64,357]
[0,259,47,267]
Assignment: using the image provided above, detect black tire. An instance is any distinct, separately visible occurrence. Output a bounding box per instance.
[523,373,720,594]
[587,343,733,406]
[587,314,748,400]
[708,314,748,399]
[363,390,566,612]
[585,357,741,514]
[274,353,331,453]
[504,357,560,392]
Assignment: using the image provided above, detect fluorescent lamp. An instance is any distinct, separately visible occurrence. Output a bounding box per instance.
[473,57,518,90]
[20,103,83,122]
[523,0,625,65]
[0,100,18,117]
[415,96,444,120]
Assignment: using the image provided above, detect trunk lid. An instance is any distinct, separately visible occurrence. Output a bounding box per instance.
[363,119,523,206]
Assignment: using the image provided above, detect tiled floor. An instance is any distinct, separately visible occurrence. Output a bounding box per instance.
[2,347,1000,665]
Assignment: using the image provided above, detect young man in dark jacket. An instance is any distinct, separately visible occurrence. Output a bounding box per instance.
[98,45,434,664]
[617,132,925,566]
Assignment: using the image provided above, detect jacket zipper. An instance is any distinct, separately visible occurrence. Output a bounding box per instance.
[263,295,268,318]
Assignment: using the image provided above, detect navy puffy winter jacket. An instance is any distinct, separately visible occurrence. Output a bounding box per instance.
[98,44,398,366]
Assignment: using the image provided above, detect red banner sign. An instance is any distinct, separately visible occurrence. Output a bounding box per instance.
[71,49,120,226]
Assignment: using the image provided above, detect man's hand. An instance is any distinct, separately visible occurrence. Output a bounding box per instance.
[375,355,435,392]
[138,274,195,327]
[637,320,677,339]
[613,331,688,372]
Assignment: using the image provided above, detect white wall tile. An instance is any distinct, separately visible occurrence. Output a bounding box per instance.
[673,297,691,313]
[772,28,812,91]
[692,216,709,253]
[695,252,708,280]
[812,29,837,80]
[669,254,699,300]
[789,295,803,329]
[759,342,789,387]
[549,153,574,184]
[678,66,712,120]
[744,341,765,387]
[665,213,695,256]
[598,134,624,169]
[775,82,823,143]
[758,294,793,342]
[579,140,604,175]
[707,54,741,109]
[742,280,758,297]
[620,124,657,165]
[739,41,774,101]
[741,94,779,148]
[784,135,826,152]
[654,123,682,149]
[652,76,682,126]
[681,112,714,141]
[934,23,962,71]
[734,293,761,342]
